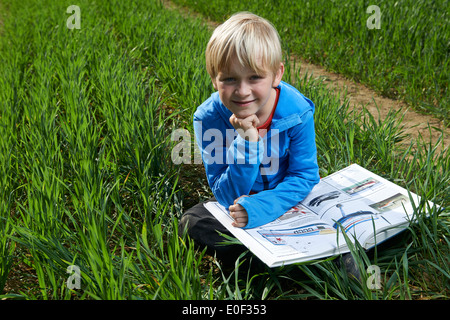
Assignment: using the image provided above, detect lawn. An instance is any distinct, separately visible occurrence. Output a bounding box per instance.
[173,0,450,122]
[0,0,448,300]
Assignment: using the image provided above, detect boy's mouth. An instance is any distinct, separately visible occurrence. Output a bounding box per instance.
[232,99,255,107]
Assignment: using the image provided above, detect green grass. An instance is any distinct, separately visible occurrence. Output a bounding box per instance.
[0,0,448,300]
[172,0,450,123]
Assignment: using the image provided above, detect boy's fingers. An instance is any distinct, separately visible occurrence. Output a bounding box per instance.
[229,114,259,130]
[247,114,260,127]
[233,195,249,205]
[232,220,247,228]
[229,205,248,228]
[229,204,239,211]
[229,203,248,228]
[229,114,237,126]
[231,213,248,227]
[230,210,245,218]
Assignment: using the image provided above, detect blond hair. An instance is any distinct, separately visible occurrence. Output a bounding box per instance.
[205,12,282,79]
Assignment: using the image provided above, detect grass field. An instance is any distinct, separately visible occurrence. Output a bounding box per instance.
[173,0,450,123]
[0,0,449,300]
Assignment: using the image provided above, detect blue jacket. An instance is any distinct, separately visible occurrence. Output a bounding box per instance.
[193,81,320,228]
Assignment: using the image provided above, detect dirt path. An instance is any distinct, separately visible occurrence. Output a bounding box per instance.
[295,58,449,150]
[164,0,449,152]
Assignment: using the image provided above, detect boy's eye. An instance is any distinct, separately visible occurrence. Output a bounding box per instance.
[219,74,263,83]
[223,77,235,82]
[250,75,263,80]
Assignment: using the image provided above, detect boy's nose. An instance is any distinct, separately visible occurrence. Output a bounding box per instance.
[235,81,251,97]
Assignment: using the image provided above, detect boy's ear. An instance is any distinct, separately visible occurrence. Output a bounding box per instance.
[272,62,284,87]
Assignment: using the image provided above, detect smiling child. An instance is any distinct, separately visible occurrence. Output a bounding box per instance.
[179,12,320,266]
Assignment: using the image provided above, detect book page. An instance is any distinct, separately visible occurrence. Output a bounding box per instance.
[203,164,427,267]
[246,203,347,256]
[301,164,415,246]
[204,201,347,267]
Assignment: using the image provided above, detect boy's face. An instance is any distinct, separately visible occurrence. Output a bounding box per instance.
[212,56,284,121]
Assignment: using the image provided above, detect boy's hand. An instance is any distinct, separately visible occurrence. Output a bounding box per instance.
[229,114,260,142]
[229,195,249,228]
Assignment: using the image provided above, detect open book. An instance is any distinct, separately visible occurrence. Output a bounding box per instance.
[205,164,431,267]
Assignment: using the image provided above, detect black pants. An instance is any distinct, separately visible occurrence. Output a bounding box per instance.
[178,198,249,267]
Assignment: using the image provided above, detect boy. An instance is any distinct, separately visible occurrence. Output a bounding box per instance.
[179,12,320,266]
